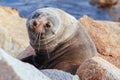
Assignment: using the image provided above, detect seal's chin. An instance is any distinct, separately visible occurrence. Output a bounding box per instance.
[30,34,57,53]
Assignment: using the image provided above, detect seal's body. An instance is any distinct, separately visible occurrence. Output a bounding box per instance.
[24,8,97,74]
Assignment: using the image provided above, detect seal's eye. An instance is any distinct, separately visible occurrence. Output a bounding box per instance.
[45,22,51,28]
[32,13,40,19]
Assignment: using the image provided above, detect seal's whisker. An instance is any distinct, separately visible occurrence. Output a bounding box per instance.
[45,34,50,59]
[41,26,50,59]
[38,31,41,51]
[28,28,35,36]
[34,33,39,44]
[50,28,55,35]
[30,31,36,37]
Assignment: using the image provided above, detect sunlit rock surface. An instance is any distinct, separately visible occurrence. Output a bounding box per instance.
[76,57,120,80]
[80,15,120,57]
[79,16,120,69]
[0,6,29,56]
[0,48,51,80]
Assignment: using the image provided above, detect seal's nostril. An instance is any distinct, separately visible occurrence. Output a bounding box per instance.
[33,20,37,26]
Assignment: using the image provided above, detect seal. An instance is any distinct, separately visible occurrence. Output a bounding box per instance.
[22,7,98,74]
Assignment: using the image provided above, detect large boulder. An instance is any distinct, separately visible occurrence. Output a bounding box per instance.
[0,6,29,56]
[79,16,120,57]
[0,48,51,80]
[76,56,120,80]
[0,48,80,80]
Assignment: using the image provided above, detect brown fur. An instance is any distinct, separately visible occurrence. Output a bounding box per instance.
[24,8,98,74]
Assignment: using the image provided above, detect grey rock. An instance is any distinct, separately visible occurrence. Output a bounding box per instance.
[0,48,51,80]
[41,69,80,80]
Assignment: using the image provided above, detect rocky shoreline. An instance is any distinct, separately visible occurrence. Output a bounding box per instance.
[0,6,120,80]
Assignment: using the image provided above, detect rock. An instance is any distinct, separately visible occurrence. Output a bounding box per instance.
[107,1,120,21]
[0,48,51,80]
[89,0,118,8]
[100,54,120,69]
[0,6,29,56]
[79,16,120,57]
[41,69,80,80]
[0,48,80,80]
[76,56,120,80]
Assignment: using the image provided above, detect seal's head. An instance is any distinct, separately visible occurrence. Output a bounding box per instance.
[26,8,61,51]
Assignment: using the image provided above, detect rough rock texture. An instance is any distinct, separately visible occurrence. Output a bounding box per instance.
[99,54,120,69]
[0,6,29,56]
[89,0,118,8]
[0,48,80,80]
[80,16,120,57]
[0,48,51,80]
[79,16,120,69]
[76,56,120,80]
[41,69,80,80]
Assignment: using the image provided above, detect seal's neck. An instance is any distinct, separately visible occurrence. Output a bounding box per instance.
[33,27,80,69]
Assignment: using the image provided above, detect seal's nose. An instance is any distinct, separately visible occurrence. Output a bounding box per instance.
[31,20,39,31]
[33,20,37,26]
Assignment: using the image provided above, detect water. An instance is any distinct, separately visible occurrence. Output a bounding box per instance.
[0,0,111,20]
